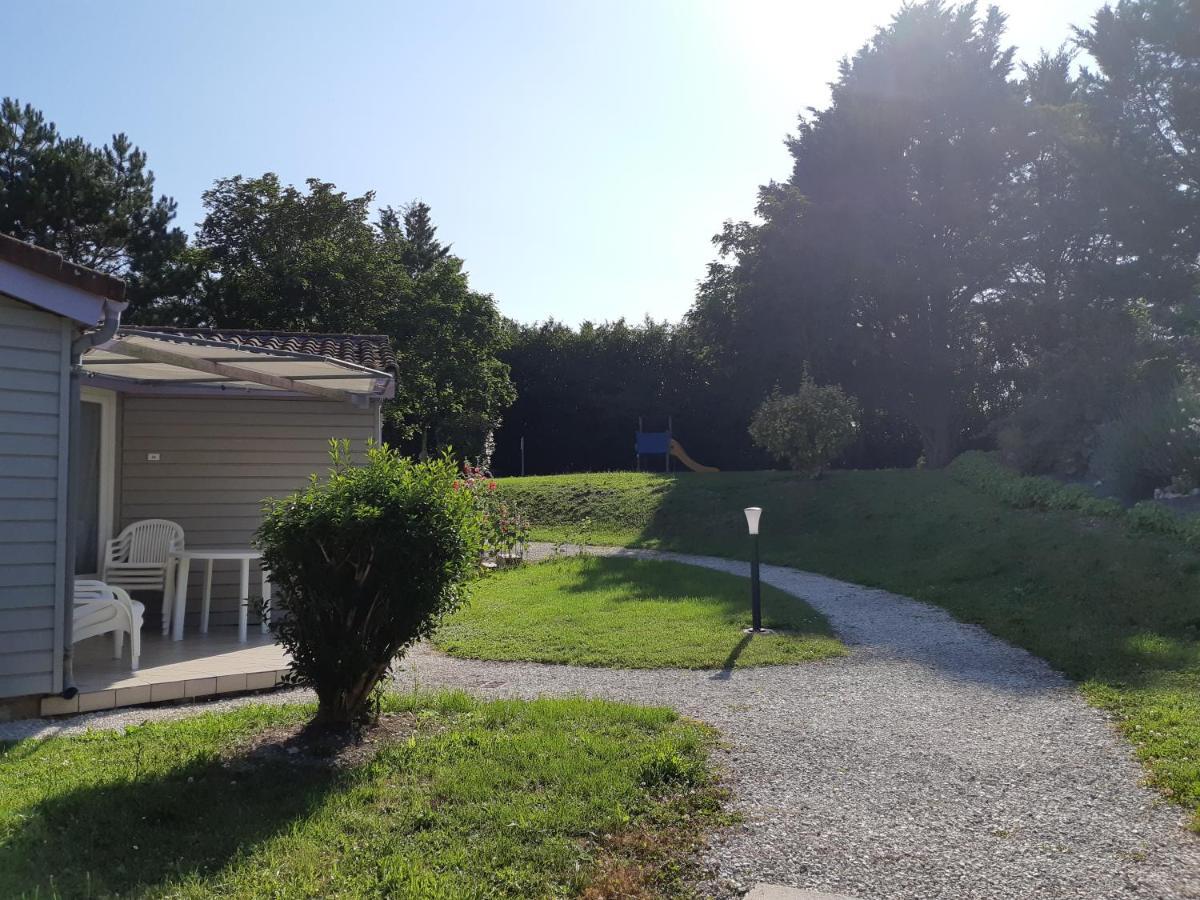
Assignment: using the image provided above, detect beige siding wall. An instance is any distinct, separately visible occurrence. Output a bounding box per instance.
[0,295,69,697]
[119,396,378,624]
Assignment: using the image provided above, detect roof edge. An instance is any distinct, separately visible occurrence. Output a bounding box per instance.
[0,232,127,301]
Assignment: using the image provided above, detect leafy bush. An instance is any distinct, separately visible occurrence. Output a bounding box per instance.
[996,340,1141,476]
[950,451,1123,517]
[1091,386,1200,502]
[257,442,481,727]
[748,377,860,476]
[457,464,530,560]
[949,450,1200,550]
[1126,501,1182,535]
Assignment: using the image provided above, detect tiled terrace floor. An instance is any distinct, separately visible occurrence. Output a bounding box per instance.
[41,627,290,716]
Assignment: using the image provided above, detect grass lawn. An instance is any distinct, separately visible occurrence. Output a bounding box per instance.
[0,692,725,899]
[499,467,1200,828]
[435,556,845,669]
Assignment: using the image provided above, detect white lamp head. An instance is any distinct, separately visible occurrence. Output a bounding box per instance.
[744,506,762,535]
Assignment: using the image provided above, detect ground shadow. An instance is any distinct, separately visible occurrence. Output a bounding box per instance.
[0,739,344,896]
[557,553,830,636]
[710,633,753,680]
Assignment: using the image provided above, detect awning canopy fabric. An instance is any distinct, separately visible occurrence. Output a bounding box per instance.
[82,330,395,402]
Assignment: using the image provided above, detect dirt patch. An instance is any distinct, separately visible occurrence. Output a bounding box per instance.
[225,712,422,770]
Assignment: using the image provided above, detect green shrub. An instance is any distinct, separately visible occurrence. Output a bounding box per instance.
[257,442,481,727]
[1091,386,1200,502]
[1126,501,1183,536]
[748,376,860,476]
[458,464,530,559]
[949,451,1123,518]
[996,344,1138,476]
[949,450,1200,549]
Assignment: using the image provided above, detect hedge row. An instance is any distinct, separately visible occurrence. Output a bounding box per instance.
[948,451,1200,547]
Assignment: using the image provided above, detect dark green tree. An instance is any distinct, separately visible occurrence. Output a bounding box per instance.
[690,2,1026,467]
[174,175,513,456]
[0,98,189,315]
[182,175,388,332]
[379,200,451,275]
[993,50,1153,473]
[1076,0,1200,323]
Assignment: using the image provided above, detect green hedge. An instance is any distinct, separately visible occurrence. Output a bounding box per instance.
[949,451,1200,547]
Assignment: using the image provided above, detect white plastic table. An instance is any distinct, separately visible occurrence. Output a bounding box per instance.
[168,549,271,643]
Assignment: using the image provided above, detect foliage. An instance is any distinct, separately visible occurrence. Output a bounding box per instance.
[0,693,725,898]
[748,378,859,475]
[256,443,480,726]
[152,176,514,457]
[493,317,724,475]
[499,465,1200,825]
[434,556,845,668]
[457,463,530,558]
[948,450,1123,517]
[684,0,1200,472]
[1076,0,1200,324]
[0,101,513,455]
[689,2,1026,468]
[1091,386,1200,502]
[0,97,190,313]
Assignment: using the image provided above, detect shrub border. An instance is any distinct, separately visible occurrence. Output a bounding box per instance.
[948,451,1200,546]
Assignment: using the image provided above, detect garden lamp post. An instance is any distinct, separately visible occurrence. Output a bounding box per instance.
[744,507,764,633]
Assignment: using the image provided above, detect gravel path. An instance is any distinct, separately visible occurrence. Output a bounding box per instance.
[400,544,1200,900]
[4,544,1199,899]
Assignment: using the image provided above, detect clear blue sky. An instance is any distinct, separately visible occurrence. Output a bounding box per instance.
[5,0,1099,325]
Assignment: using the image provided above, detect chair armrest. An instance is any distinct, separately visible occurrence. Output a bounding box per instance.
[104,536,129,567]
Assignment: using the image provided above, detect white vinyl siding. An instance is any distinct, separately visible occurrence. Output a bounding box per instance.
[119,396,378,624]
[0,295,70,697]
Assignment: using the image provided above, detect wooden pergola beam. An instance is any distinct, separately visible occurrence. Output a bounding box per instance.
[103,338,352,402]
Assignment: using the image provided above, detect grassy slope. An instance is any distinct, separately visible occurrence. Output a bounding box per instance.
[436,556,845,669]
[500,468,1200,826]
[0,693,724,898]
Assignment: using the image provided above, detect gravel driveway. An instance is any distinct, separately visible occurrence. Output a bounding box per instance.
[4,544,1199,899]
[398,544,1200,900]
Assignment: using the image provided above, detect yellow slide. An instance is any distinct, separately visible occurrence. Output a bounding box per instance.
[669,439,719,473]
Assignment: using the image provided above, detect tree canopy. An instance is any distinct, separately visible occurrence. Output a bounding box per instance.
[684,0,1200,471]
[0,98,189,312]
[5,0,1199,480]
[167,176,513,455]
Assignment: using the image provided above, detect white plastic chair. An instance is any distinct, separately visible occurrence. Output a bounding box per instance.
[74,580,144,670]
[102,519,184,636]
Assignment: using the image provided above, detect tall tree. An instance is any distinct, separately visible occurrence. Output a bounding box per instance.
[1075,0,1200,324]
[991,50,1154,473]
[379,200,450,275]
[182,175,388,332]
[690,2,1026,467]
[173,175,513,455]
[0,98,189,315]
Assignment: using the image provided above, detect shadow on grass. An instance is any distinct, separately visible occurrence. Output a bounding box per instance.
[0,744,341,897]
[556,554,830,636]
[710,633,752,681]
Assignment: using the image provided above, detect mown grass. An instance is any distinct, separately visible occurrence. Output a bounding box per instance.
[0,692,726,898]
[436,556,845,669]
[499,467,1200,827]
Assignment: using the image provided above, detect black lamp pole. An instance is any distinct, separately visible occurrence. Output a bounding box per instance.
[751,530,762,632]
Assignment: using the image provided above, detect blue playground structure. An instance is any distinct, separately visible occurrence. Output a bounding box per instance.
[635,417,718,473]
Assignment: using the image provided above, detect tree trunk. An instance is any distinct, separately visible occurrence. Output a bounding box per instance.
[313,662,390,728]
[919,419,958,469]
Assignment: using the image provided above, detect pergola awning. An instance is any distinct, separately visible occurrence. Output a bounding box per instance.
[82,329,395,403]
